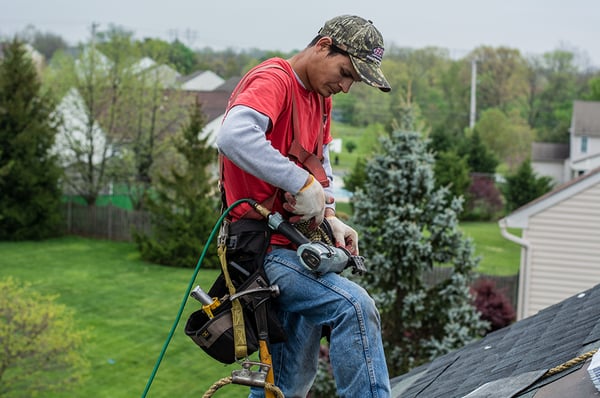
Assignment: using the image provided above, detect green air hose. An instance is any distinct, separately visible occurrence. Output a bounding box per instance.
[141,198,252,398]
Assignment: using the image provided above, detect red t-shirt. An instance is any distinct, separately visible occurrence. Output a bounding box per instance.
[221,58,332,244]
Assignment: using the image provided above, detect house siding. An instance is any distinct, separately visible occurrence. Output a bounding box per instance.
[531,160,569,186]
[571,136,600,163]
[524,183,600,316]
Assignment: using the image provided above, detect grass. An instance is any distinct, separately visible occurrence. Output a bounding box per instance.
[0,236,247,398]
[329,123,523,275]
[0,223,521,397]
[337,202,521,276]
[460,222,522,276]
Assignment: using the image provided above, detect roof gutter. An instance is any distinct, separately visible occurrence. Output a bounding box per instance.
[498,218,531,320]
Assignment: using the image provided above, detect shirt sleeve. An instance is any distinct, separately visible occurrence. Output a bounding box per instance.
[216,105,309,194]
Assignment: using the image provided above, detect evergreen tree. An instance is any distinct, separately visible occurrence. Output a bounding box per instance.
[134,102,219,268]
[502,159,554,212]
[343,157,367,194]
[433,150,470,199]
[0,39,62,240]
[351,129,488,375]
[462,130,498,174]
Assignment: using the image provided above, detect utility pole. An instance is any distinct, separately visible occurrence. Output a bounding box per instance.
[469,58,477,129]
[90,22,100,45]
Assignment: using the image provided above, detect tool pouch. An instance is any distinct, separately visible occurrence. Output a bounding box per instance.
[184,219,286,364]
[185,272,266,364]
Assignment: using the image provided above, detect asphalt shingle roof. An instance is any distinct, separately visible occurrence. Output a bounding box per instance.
[391,283,600,397]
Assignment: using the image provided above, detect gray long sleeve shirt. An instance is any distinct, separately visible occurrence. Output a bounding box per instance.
[216,104,336,206]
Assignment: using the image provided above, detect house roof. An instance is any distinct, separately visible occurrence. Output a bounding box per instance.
[500,166,600,228]
[195,90,232,122]
[215,76,242,92]
[390,283,600,398]
[531,142,570,162]
[571,100,600,137]
[179,70,225,91]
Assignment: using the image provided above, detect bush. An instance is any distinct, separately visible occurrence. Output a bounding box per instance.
[0,277,89,395]
[501,159,554,212]
[463,174,504,221]
[471,278,516,332]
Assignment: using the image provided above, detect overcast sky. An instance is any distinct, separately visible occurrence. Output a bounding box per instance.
[2,0,598,67]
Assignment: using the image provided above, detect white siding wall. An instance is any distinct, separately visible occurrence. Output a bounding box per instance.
[524,183,600,317]
[571,136,600,163]
[532,161,566,185]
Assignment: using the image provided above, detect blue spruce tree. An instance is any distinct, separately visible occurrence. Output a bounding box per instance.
[352,104,488,375]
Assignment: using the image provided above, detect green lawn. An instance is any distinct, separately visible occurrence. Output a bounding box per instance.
[460,222,522,276]
[337,205,521,276]
[0,237,248,398]
[0,224,521,396]
[329,122,523,276]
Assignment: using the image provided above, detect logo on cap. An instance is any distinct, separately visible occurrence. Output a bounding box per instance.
[368,47,384,64]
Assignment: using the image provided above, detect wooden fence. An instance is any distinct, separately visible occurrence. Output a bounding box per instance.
[61,202,151,241]
[423,267,519,310]
[60,202,519,308]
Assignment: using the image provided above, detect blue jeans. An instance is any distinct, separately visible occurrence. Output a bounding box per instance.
[249,248,391,398]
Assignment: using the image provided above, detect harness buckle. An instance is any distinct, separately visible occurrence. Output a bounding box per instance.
[231,360,271,387]
[218,219,230,247]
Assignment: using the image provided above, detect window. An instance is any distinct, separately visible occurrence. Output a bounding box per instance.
[581,136,588,153]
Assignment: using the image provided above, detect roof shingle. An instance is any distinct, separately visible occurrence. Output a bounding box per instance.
[391,284,600,397]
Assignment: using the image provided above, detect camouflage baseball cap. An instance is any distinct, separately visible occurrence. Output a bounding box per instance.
[319,15,391,92]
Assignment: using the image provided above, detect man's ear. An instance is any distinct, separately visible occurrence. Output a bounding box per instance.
[316,36,333,52]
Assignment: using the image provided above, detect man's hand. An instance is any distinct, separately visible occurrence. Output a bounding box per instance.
[283,175,331,228]
[326,216,359,255]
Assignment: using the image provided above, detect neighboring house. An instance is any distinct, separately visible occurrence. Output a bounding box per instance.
[531,142,570,185]
[53,88,107,168]
[532,100,600,185]
[498,166,600,320]
[390,283,600,397]
[52,88,111,196]
[196,77,241,147]
[179,70,225,91]
[133,57,181,88]
[570,100,600,177]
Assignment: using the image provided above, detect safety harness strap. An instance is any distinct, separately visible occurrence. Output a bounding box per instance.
[218,63,329,216]
[216,63,329,361]
[287,93,329,187]
[217,243,248,359]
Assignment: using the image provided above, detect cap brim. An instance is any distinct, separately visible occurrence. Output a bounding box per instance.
[350,56,391,92]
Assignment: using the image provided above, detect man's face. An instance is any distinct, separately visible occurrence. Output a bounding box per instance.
[308,38,361,97]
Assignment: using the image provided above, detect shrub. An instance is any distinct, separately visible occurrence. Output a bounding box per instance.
[463,173,504,221]
[471,278,516,332]
[0,277,89,395]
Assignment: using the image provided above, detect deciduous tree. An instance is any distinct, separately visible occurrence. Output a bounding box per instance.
[47,26,189,209]
[530,50,581,142]
[46,29,137,206]
[474,108,534,171]
[468,46,528,113]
